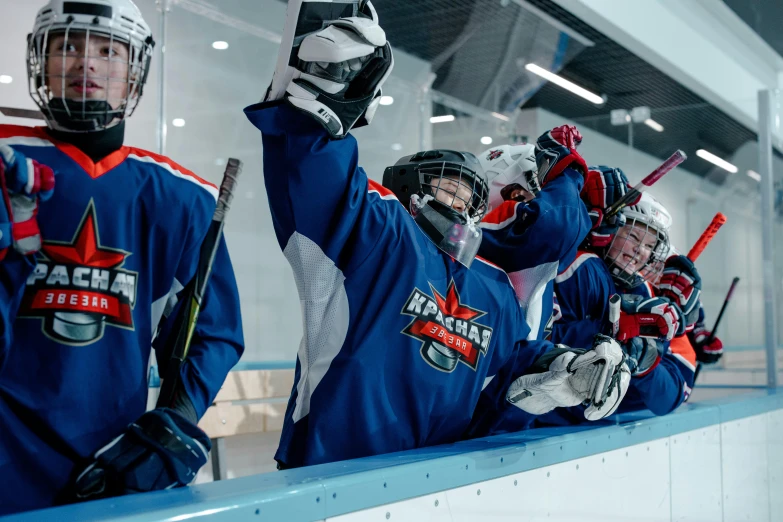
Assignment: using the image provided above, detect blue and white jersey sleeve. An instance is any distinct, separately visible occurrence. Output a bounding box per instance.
[152,233,244,419]
[245,101,392,276]
[479,169,591,339]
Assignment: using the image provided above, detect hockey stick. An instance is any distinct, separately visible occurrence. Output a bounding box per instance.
[608,293,621,338]
[693,276,740,382]
[687,212,727,262]
[0,106,45,120]
[156,158,242,408]
[605,150,687,218]
[707,276,740,344]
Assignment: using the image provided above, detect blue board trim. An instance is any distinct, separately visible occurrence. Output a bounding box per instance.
[9,389,783,522]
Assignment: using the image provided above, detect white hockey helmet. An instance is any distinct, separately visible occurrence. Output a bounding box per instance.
[478,143,538,211]
[605,192,672,288]
[27,0,155,132]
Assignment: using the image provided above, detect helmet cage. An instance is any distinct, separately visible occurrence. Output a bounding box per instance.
[418,160,489,224]
[27,18,153,132]
[605,216,670,288]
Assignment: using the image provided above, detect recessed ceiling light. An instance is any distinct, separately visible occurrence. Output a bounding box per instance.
[480,136,493,145]
[172,118,186,127]
[391,143,403,151]
[380,95,394,106]
[212,41,229,50]
[0,75,12,84]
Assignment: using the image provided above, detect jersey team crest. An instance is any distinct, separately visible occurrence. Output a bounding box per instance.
[18,201,138,345]
[401,280,493,372]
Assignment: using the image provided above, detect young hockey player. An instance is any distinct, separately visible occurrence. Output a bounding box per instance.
[539,175,700,425]
[245,0,630,468]
[466,169,695,435]
[0,0,244,514]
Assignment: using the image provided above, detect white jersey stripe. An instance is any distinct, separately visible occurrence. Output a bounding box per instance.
[127,153,219,201]
[555,253,599,283]
[0,136,55,148]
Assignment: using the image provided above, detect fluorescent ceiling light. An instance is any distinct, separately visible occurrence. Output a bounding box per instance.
[430,115,455,123]
[696,149,737,173]
[747,169,761,182]
[172,118,186,127]
[525,63,604,105]
[379,95,394,106]
[480,136,493,145]
[491,112,510,122]
[212,41,229,50]
[644,118,664,132]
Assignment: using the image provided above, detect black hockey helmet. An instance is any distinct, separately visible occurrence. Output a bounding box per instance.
[382,149,489,267]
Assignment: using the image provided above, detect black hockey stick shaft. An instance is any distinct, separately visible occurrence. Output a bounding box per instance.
[707,277,740,344]
[694,277,739,383]
[157,158,242,408]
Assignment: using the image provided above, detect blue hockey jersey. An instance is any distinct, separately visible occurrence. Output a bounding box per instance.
[245,102,552,468]
[0,125,244,514]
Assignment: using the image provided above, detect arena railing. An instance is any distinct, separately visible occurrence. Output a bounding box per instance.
[7,388,783,522]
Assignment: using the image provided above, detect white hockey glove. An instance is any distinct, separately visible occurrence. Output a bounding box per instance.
[265,0,394,138]
[506,334,631,421]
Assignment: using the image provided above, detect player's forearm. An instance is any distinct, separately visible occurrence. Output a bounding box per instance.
[630,356,686,415]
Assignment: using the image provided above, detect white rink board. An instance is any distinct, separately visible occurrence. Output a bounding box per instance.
[328,415,783,522]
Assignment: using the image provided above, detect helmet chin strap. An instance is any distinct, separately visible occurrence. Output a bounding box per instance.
[47,98,122,132]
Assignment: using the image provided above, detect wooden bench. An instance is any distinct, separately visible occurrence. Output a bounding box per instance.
[198,367,294,479]
[148,362,295,480]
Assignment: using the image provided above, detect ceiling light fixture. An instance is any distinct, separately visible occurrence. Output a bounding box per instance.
[696,149,737,173]
[524,63,604,105]
[644,118,664,132]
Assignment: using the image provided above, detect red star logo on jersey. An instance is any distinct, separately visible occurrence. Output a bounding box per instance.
[401,280,493,372]
[431,283,483,321]
[18,200,138,345]
[42,205,128,269]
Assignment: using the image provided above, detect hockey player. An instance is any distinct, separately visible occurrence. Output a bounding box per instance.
[540,176,699,425]
[467,169,693,435]
[0,0,244,514]
[245,0,630,468]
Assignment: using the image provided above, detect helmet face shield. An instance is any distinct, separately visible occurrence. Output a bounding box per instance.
[382,149,489,267]
[410,197,483,268]
[27,0,154,132]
